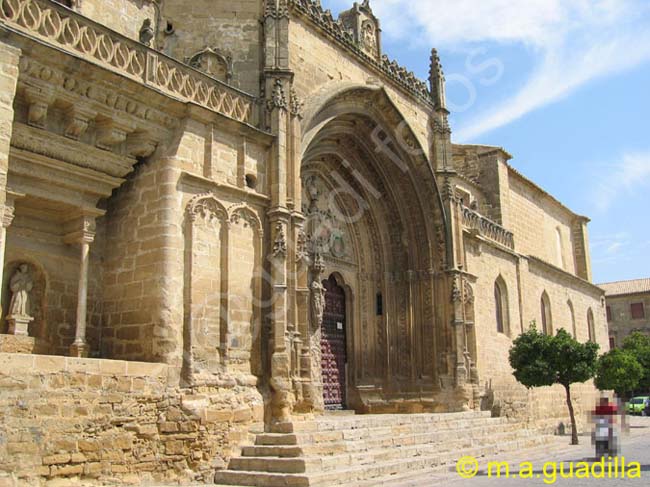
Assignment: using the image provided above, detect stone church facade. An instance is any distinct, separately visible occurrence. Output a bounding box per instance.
[0,0,608,484]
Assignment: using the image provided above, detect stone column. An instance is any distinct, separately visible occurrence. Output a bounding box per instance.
[65,213,98,357]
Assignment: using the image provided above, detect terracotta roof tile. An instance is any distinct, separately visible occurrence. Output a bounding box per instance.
[598,278,650,296]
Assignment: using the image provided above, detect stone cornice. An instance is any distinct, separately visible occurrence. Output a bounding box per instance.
[11,123,135,179]
[0,0,258,126]
[288,0,433,107]
[526,255,604,296]
[179,171,271,206]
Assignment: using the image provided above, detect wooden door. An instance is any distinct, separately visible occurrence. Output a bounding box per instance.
[321,275,347,409]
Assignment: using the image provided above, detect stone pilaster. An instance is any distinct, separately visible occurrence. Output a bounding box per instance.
[0,41,21,236]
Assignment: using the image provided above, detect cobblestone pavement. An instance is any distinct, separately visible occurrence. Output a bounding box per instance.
[390,417,650,487]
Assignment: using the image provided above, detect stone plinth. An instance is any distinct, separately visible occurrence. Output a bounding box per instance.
[0,334,35,353]
[6,314,33,336]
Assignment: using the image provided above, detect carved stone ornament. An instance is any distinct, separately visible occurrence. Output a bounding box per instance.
[289,88,304,117]
[187,47,233,83]
[265,0,290,18]
[267,79,288,111]
[273,222,288,258]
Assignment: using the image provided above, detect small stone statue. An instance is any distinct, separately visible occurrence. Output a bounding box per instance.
[6,264,34,336]
[139,19,155,47]
[310,278,326,329]
[8,264,33,318]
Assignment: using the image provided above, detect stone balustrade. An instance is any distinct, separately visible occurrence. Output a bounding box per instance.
[460,204,515,250]
[0,0,257,125]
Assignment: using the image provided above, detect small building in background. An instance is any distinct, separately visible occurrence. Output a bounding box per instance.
[600,278,650,348]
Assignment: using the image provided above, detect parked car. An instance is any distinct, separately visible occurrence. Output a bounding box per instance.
[626,396,650,415]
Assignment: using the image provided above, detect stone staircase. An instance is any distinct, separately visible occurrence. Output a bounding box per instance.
[213,410,549,486]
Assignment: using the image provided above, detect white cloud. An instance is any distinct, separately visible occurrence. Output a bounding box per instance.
[326,0,650,141]
[593,151,650,211]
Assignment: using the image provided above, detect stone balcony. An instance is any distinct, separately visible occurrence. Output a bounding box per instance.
[459,203,515,250]
[0,0,258,126]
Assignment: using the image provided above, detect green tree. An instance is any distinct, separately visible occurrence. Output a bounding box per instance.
[595,349,642,399]
[622,332,650,393]
[509,325,599,445]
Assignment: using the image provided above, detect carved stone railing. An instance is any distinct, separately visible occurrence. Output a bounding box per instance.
[460,204,515,250]
[289,0,432,105]
[0,0,257,125]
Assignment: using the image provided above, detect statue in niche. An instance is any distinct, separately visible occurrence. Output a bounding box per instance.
[8,264,33,318]
[310,253,326,329]
[6,263,34,336]
[361,20,377,53]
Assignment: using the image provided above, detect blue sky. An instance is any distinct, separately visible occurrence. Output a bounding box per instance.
[321,0,650,284]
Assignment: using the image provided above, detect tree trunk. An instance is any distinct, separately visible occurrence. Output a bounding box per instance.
[564,384,579,445]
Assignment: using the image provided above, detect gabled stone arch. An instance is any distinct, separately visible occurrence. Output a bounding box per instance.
[227,203,263,236]
[182,192,229,386]
[226,203,263,377]
[186,192,228,224]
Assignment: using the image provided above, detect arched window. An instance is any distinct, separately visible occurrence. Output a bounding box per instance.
[540,291,552,335]
[567,300,576,338]
[494,277,509,335]
[587,308,596,342]
[555,227,565,269]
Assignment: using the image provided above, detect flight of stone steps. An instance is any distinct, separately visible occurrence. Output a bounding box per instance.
[214,410,550,486]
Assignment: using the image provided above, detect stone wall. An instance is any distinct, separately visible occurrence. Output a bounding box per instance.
[506,172,579,274]
[606,292,650,347]
[160,0,263,94]
[465,230,608,432]
[76,0,157,43]
[0,353,264,486]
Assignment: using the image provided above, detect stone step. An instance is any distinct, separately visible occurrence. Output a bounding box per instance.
[267,417,511,445]
[271,410,494,433]
[214,470,310,487]
[247,421,525,457]
[336,437,553,487]
[215,436,548,487]
[231,428,534,475]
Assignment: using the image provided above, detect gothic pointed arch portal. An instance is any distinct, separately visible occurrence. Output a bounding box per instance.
[296,85,452,413]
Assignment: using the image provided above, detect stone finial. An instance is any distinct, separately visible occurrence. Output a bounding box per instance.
[429,48,447,110]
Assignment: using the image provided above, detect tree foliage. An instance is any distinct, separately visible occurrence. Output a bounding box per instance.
[509,324,599,445]
[595,349,643,397]
[622,332,650,393]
